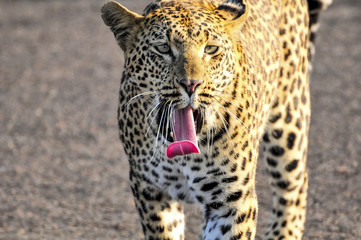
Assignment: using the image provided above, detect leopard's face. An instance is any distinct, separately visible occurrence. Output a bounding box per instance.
[138,11,236,103]
[122,3,243,145]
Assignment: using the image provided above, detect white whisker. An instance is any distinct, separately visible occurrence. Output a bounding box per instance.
[165,101,173,142]
[121,91,157,110]
[212,92,257,120]
[211,96,251,135]
[210,103,235,149]
[148,100,169,165]
[145,100,165,137]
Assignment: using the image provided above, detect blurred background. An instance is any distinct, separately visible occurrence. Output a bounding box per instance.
[0,0,360,239]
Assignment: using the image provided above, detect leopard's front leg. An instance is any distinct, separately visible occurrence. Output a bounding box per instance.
[129,167,185,240]
[200,191,258,240]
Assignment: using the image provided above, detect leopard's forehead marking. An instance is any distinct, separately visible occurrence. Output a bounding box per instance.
[143,1,227,46]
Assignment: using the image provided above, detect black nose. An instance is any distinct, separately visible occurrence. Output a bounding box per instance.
[179,79,202,96]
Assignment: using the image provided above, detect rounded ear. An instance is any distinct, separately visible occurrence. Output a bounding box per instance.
[215,0,248,27]
[101,1,144,50]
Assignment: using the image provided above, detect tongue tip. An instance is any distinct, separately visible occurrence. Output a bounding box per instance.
[166,141,200,159]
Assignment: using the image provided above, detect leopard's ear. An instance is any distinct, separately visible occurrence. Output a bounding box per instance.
[216,0,248,27]
[101,1,144,50]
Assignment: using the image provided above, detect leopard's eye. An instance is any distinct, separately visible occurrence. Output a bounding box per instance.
[204,45,220,55]
[154,44,171,54]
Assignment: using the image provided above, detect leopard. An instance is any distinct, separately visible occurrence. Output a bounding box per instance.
[101,0,331,239]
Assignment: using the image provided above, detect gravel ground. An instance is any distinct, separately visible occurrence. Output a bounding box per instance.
[0,0,360,239]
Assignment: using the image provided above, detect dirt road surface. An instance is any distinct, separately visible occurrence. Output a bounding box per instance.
[0,0,360,239]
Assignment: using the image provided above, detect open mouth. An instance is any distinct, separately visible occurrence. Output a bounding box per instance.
[157,105,203,158]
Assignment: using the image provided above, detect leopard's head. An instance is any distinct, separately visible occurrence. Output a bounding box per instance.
[102,0,249,158]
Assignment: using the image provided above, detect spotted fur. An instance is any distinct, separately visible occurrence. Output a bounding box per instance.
[101,0,330,239]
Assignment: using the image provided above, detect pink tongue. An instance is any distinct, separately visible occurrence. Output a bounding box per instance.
[166,106,200,159]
